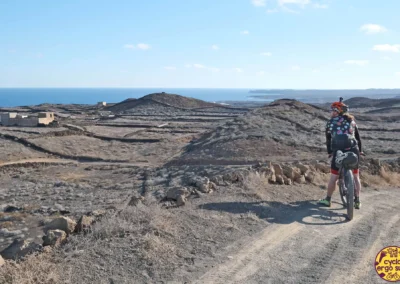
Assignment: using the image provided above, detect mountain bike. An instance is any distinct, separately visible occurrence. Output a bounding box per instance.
[335,150,359,221]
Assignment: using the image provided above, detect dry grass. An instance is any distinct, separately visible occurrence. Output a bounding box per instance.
[241,171,270,199]
[361,168,400,187]
[0,252,65,284]
[0,212,28,221]
[0,221,14,229]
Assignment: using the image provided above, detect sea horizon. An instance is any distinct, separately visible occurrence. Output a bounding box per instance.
[1,87,399,107]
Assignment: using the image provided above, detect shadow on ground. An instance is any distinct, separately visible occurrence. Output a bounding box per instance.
[199,200,349,225]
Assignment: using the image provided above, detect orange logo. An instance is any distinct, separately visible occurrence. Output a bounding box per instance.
[375,246,400,282]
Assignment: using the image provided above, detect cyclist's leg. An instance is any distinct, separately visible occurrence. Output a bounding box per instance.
[319,151,339,206]
[351,146,361,209]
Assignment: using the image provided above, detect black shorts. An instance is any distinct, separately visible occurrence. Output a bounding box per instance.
[331,146,360,175]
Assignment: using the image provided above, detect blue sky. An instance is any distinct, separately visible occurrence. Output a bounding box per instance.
[1,0,399,88]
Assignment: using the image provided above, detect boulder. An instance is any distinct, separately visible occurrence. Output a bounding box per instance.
[166,187,190,200]
[44,216,76,235]
[283,176,292,185]
[176,195,187,207]
[304,170,316,183]
[276,175,284,185]
[42,229,67,247]
[315,163,330,174]
[295,175,306,184]
[0,255,5,267]
[297,164,310,175]
[0,239,42,260]
[272,164,283,176]
[75,215,95,233]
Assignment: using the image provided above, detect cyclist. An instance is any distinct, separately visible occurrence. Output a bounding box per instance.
[318,98,363,209]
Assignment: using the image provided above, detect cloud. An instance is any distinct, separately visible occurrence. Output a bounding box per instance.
[372,44,400,53]
[291,65,301,70]
[382,56,392,61]
[233,68,243,73]
[163,66,176,70]
[123,43,151,50]
[313,3,328,9]
[187,63,219,72]
[344,60,369,66]
[312,69,320,73]
[360,24,387,34]
[252,0,266,7]
[193,64,206,69]
[279,0,310,7]
[257,71,265,75]
[396,72,400,77]
[240,30,250,35]
[211,45,219,50]
[260,52,272,56]
[137,43,151,50]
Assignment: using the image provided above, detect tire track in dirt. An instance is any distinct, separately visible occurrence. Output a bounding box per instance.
[194,223,302,284]
[195,189,399,284]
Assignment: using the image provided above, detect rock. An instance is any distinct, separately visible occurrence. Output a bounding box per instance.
[128,196,144,206]
[166,187,190,200]
[210,175,224,186]
[176,195,187,206]
[0,255,4,267]
[210,182,217,190]
[276,175,284,185]
[269,173,276,183]
[315,163,330,174]
[4,205,22,213]
[283,176,292,185]
[0,239,42,260]
[295,175,306,184]
[282,165,294,180]
[42,229,67,247]
[89,209,107,218]
[297,164,310,175]
[75,215,95,233]
[272,164,283,176]
[304,171,316,183]
[44,217,76,235]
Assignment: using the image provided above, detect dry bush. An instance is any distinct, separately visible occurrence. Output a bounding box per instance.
[361,168,400,187]
[0,252,65,284]
[379,167,400,185]
[241,171,270,199]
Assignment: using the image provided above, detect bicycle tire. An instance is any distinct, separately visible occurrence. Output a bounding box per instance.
[339,168,347,207]
[344,169,354,220]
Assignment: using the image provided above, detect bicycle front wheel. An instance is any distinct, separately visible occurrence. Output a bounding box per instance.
[344,169,354,220]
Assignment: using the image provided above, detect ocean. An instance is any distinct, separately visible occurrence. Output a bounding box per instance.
[0,88,398,107]
[0,88,268,107]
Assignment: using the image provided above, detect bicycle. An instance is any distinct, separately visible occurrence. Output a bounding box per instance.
[334,150,359,220]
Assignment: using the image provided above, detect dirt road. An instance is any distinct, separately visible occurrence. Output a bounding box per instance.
[195,188,399,284]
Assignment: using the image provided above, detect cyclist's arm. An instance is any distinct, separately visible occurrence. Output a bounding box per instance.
[354,125,362,152]
[326,129,332,154]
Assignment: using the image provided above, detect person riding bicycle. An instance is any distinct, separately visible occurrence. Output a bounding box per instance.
[318,98,364,209]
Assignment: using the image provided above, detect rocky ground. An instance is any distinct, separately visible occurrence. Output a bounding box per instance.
[0,93,399,284]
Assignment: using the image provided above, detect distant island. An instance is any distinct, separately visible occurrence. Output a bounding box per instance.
[249,89,400,97]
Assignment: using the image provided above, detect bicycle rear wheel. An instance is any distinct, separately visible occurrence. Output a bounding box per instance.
[339,169,347,207]
[344,169,354,220]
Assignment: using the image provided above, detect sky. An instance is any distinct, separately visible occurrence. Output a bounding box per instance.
[0,0,399,89]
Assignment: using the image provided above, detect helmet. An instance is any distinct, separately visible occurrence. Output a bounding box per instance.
[331,97,348,114]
